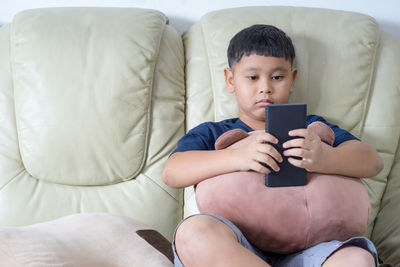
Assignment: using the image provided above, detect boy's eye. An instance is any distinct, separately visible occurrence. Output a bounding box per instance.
[247,75,258,80]
[272,76,283,81]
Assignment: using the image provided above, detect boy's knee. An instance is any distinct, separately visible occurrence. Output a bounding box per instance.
[351,248,376,267]
[323,246,375,267]
[175,215,236,250]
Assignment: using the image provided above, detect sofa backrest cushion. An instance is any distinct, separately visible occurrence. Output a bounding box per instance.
[367,31,400,266]
[184,7,379,133]
[0,8,185,240]
[11,8,166,185]
[182,7,400,243]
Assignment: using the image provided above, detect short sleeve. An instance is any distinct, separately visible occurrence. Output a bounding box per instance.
[307,115,359,147]
[170,118,252,155]
[171,123,218,154]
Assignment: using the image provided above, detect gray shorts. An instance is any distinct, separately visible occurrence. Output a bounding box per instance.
[172,213,378,267]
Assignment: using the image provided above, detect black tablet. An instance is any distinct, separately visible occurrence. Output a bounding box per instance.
[265,103,307,187]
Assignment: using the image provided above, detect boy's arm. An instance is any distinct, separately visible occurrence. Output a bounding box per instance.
[162,150,239,188]
[283,129,383,178]
[320,140,384,178]
[162,132,282,188]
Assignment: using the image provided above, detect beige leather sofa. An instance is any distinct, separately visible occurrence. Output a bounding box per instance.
[0,6,399,266]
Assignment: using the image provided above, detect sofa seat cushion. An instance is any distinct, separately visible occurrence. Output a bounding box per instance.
[0,213,173,266]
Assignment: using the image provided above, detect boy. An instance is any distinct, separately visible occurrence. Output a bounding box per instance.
[162,25,383,267]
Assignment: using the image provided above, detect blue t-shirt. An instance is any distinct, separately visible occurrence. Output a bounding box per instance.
[172,115,358,154]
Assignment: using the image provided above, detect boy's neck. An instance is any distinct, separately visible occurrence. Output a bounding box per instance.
[240,117,265,131]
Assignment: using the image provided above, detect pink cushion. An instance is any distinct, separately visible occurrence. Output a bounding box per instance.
[196,124,370,253]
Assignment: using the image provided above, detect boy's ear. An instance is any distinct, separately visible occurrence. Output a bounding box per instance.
[290,68,298,93]
[224,68,235,93]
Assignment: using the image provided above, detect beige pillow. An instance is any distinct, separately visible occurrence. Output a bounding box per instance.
[196,122,370,253]
[0,213,173,266]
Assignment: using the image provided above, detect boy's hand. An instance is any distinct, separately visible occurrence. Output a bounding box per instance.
[234,132,283,174]
[282,128,330,172]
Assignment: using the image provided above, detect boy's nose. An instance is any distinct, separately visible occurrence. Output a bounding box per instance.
[259,87,272,95]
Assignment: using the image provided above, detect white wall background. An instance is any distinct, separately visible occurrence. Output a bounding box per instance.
[1,0,399,37]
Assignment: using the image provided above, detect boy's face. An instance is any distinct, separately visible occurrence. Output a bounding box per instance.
[225,54,297,130]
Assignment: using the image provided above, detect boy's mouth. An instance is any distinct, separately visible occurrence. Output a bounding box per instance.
[256,99,273,105]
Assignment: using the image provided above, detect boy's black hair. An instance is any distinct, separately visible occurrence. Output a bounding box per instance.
[227,24,295,68]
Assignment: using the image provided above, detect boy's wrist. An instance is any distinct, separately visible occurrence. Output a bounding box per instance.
[221,148,242,172]
[314,144,337,174]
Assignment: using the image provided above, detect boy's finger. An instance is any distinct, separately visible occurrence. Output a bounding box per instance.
[251,161,271,174]
[288,128,308,137]
[256,155,280,172]
[267,159,280,172]
[256,133,278,144]
[283,148,307,158]
[287,157,307,169]
[257,144,283,163]
[289,129,318,141]
[282,138,310,149]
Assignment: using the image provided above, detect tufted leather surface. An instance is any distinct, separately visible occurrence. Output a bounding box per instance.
[0,6,399,265]
[0,8,185,241]
[182,7,400,264]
